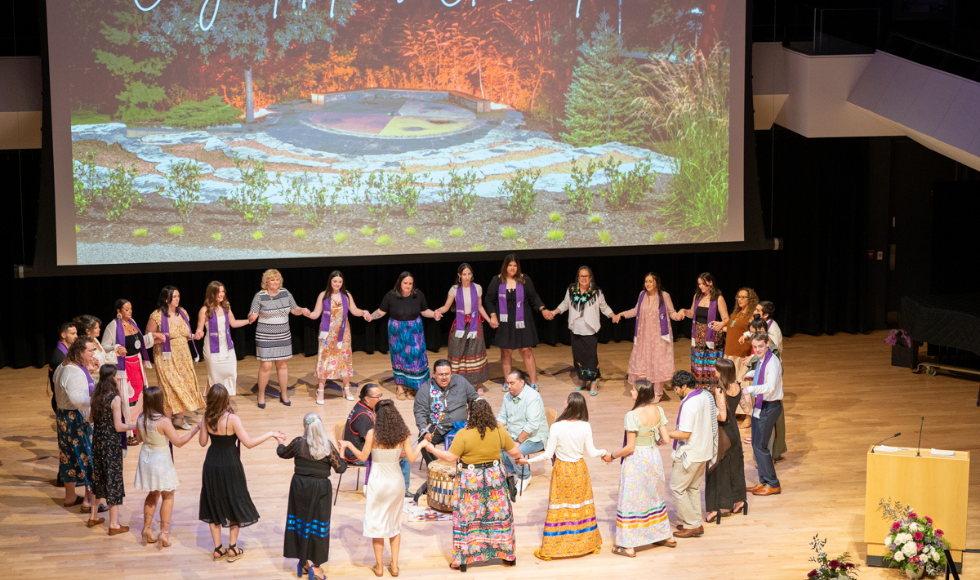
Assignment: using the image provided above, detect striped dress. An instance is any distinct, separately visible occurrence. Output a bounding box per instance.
[615,409,672,548]
[250,289,299,361]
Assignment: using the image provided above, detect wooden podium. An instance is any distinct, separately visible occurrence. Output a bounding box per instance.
[864,445,969,572]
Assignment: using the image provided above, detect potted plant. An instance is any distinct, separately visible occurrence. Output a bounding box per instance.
[881,500,951,578]
[806,535,859,580]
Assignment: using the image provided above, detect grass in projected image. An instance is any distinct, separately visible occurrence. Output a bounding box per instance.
[66,1,734,264]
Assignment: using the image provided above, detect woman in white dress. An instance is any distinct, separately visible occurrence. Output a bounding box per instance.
[133,386,200,547]
[195,281,251,396]
[341,400,425,577]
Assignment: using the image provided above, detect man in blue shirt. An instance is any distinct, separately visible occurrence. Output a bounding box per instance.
[496,369,549,499]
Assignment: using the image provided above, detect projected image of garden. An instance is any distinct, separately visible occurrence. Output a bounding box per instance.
[67,0,738,264]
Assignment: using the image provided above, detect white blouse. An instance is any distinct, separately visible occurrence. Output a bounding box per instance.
[554,288,614,335]
[527,420,606,464]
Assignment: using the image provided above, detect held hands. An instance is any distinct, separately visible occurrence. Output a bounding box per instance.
[601,453,614,464]
[192,330,204,341]
[710,321,725,332]
[114,345,127,357]
[363,312,373,322]
[247,313,258,324]
[516,456,529,466]
[273,431,287,445]
[612,314,622,324]
[489,315,499,329]
[151,332,168,344]
[542,309,555,321]
[433,311,443,321]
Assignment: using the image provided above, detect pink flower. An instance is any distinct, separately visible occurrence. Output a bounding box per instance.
[807,571,818,578]
[916,543,923,552]
[891,522,901,531]
[845,563,855,569]
[829,560,840,569]
[908,512,917,519]
[913,532,924,541]
[925,516,933,524]
[936,529,944,536]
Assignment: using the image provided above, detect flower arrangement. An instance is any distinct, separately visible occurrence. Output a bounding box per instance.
[806,535,858,580]
[881,500,950,577]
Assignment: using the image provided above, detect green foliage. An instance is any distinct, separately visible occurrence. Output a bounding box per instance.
[424,237,443,249]
[286,173,332,227]
[405,226,419,235]
[450,228,464,238]
[598,231,612,244]
[391,171,424,218]
[211,232,222,241]
[360,226,374,235]
[75,224,81,234]
[547,229,565,241]
[563,159,600,213]
[436,168,479,223]
[601,159,657,210]
[95,11,170,123]
[549,212,563,223]
[167,225,183,236]
[71,110,111,125]
[222,156,273,224]
[164,96,242,129]
[469,245,487,252]
[501,168,542,222]
[73,152,100,215]
[334,169,364,218]
[652,231,667,244]
[376,234,395,246]
[638,215,647,226]
[364,172,424,225]
[501,227,518,240]
[165,160,203,222]
[252,231,264,240]
[100,163,142,221]
[294,229,307,239]
[132,228,147,237]
[334,232,350,244]
[589,214,603,225]
[560,13,646,147]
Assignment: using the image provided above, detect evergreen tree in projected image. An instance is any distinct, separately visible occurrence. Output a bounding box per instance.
[95,10,169,123]
[560,12,645,148]
[141,0,357,123]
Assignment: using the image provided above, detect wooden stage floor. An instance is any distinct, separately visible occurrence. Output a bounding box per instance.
[1,331,977,579]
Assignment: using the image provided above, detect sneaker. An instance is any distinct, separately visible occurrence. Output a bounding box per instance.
[516,475,532,493]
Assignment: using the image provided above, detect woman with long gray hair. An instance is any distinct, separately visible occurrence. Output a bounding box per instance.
[278,412,347,580]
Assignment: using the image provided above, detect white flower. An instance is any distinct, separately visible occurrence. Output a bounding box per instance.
[886,534,895,545]
[932,551,940,562]
[902,542,918,557]
[909,522,921,532]
[893,551,905,562]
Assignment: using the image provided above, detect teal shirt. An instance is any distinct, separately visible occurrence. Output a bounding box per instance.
[496,386,549,446]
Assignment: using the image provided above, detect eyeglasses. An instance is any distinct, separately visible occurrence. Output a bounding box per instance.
[736,294,749,299]
[366,393,383,399]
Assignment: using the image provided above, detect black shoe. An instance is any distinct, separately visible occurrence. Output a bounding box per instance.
[506,476,517,502]
[412,482,428,503]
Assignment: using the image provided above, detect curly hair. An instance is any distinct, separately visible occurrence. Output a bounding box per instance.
[465,399,498,440]
[261,269,283,291]
[731,287,759,321]
[373,400,411,448]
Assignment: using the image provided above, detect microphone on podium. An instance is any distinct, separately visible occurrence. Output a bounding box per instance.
[871,432,901,453]
[916,416,925,457]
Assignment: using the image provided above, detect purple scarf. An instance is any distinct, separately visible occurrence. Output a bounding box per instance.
[319,292,349,341]
[115,316,150,372]
[692,299,719,349]
[455,284,480,339]
[752,348,774,418]
[208,307,235,354]
[57,341,68,355]
[160,309,199,361]
[766,318,774,330]
[635,290,670,343]
[673,388,704,450]
[498,279,525,328]
[80,364,96,396]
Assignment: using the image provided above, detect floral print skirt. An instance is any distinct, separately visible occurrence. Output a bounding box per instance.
[451,464,515,566]
[57,409,93,486]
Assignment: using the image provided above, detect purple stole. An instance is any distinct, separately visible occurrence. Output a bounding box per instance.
[751,349,774,419]
[635,290,670,343]
[208,307,235,355]
[497,279,525,328]
[57,341,68,355]
[160,309,199,360]
[455,284,480,339]
[319,293,349,341]
[673,389,704,450]
[766,318,774,330]
[692,299,719,349]
[80,364,96,396]
[115,316,150,372]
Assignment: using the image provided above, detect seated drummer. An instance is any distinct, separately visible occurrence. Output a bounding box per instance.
[412,359,478,497]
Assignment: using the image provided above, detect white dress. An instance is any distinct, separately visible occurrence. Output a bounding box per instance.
[204,310,238,395]
[134,416,179,492]
[362,448,404,538]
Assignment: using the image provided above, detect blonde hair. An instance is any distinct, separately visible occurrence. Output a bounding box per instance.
[261,269,283,291]
[303,412,331,460]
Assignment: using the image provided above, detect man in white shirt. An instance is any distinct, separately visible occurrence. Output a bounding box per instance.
[667,370,717,538]
[497,370,549,498]
[742,332,784,496]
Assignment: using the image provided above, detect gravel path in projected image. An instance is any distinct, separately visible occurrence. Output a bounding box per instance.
[71,91,682,265]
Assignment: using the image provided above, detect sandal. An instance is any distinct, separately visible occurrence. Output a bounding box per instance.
[706,511,720,523]
[301,560,326,580]
[343,386,354,401]
[158,520,172,549]
[316,387,325,405]
[396,388,406,401]
[227,544,244,562]
[371,564,383,577]
[655,538,678,548]
[589,382,599,396]
[212,544,228,561]
[612,546,636,558]
[387,564,399,577]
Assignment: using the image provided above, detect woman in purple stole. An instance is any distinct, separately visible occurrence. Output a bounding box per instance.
[304,270,368,403]
[435,263,491,395]
[146,286,204,428]
[676,272,729,390]
[102,299,153,442]
[196,281,250,397]
[616,273,684,402]
[485,254,549,391]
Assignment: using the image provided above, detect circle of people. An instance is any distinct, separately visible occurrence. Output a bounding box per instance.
[49,253,786,578]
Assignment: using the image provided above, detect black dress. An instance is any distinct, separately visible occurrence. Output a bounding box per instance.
[199,425,260,527]
[91,394,125,506]
[278,437,347,565]
[705,391,747,512]
[485,275,546,350]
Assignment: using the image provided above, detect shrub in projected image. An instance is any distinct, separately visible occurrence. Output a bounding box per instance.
[294,229,307,239]
[601,158,656,210]
[437,168,479,223]
[635,44,730,241]
[286,173,332,227]
[547,229,565,241]
[360,226,374,235]
[564,159,600,214]
[101,163,143,221]
[470,245,487,252]
[252,231,263,240]
[73,152,100,216]
[165,159,203,222]
[366,171,424,225]
[391,171,424,218]
[211,232,222,241]
[450,228,464,238]
[376,234,394,246]
[222,156,273,225]
[405,226,419,235]
[501,227,518,240]
[652,232,667,243]
[75,224,81,233]
[598,230,611,244]
[167,225,183,236]
[333,169,364,218]
[502,168,542,222]
[334,232,349,244]
[549,212,563,223]
[424,238,443,249]
[589,214,602,225]
[163,96,243,129]
[132,228,148,237]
